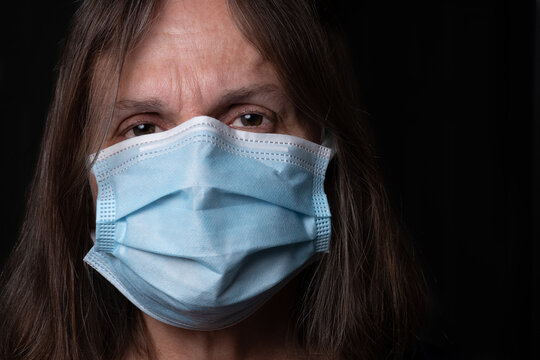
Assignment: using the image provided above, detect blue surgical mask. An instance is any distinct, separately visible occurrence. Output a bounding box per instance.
[84,116,333,330]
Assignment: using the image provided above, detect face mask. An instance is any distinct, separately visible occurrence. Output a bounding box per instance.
[84,116,333,330]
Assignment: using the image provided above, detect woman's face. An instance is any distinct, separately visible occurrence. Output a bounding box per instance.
[90,0,318,201]
[104,0,318,148]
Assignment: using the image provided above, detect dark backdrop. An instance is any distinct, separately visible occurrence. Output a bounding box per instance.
[0,1,537,359]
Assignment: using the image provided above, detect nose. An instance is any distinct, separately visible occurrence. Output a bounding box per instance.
[164,82,217,128]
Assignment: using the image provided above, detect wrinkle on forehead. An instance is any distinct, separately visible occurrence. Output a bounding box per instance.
[148,0,254,58]
[117,0,273,110]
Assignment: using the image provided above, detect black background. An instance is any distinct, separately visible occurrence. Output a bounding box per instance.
[0,0,537,359]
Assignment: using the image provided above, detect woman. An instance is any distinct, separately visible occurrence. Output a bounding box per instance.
[0,0,425,359]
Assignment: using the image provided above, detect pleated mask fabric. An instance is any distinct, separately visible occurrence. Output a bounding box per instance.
[84,116,333,330]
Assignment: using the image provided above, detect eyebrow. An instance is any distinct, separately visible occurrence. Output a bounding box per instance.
[218,84,282,106]
[113,83,284,117]
[114,98,167,114]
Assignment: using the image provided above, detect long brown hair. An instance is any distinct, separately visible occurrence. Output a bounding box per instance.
[0,1,425,359]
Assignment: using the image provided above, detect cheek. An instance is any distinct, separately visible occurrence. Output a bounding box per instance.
[305,123,322,143]
[286,119,321,143]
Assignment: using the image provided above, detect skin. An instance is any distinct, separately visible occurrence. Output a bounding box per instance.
[90,0,318,358]
[129,280,303,360]
[105,0,318,146]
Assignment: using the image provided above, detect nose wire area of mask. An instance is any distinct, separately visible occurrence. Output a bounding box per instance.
[84,115,333,330]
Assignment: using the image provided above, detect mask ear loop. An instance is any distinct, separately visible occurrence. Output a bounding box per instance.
[319,105,337,160]
[321,127,337,160]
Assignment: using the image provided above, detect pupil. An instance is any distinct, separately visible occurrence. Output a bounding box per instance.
[240,114,263,127]
[133,123,156,136]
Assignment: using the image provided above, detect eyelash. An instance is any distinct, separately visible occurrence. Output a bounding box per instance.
[226,108,276,128]
[119,114,163,139]
[118,106,278,139]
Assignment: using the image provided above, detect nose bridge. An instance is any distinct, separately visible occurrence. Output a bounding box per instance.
[174,66,217,126]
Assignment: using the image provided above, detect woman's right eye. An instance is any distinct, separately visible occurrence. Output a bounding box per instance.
[125,122,164,139]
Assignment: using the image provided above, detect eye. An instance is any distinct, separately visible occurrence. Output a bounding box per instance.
[229,113,273,130]
[232,113,264,127]
[125,123,164,138]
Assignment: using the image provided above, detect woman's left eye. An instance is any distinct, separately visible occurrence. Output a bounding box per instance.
[230,113,271,128]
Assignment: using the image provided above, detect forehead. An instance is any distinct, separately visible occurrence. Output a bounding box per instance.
[118,0,277,106]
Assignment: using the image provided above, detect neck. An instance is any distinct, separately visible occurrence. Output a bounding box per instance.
[131,281,302,360]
